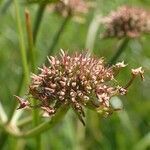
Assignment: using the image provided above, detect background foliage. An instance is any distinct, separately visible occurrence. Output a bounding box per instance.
[0,0,150,149]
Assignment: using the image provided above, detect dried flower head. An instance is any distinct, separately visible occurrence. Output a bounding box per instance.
[48,0,93,22]
[101,6,150,38]
[15,50,144,125]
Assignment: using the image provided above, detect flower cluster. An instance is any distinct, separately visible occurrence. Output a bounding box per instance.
[101,6,150,38]
[15,50,144,125]
[48,0,93,22]
[55,0,89,15]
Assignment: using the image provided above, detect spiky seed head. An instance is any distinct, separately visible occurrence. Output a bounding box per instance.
[15,50,144,125]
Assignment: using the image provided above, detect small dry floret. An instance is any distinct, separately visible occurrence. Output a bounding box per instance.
[124,67,144,89]
[101,6,150,38]
[14,95,30,109]
[15,50,143,125]
[132,67,144,80]
[115,61,127,68]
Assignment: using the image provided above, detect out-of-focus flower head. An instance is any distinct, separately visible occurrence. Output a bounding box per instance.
[101,6,150,38]
[48,0,94,23]
[15,50,144,125]
[26,0,94,23]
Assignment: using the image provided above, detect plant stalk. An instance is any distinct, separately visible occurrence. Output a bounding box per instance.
[13,0,30,83]
[4,105,69,138]
[10,0,29,125]
[33,4,46,44]
[5,1,30,149]
[46,14,71,60]
[86,15,101,57]
[108,38,129,66]
[25,8,41,149]
[25,9,35,72]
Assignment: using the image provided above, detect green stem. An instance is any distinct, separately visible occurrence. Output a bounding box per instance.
[13,0,29,83]
[17,116,32,127]
[32,98,41,150]
[108,38,129,66]
[25,8,41,149]
[133,132,150,150]
[25,9,35,72]
[86,15,101,56]
[75,120,85,150]
[46,14,71,59]
[4,105,69,138]
[33,4,46,44]
[8,0,30,123]
[2,1,30,149]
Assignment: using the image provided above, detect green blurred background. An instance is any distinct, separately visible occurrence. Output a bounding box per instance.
[0,0,150,149]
